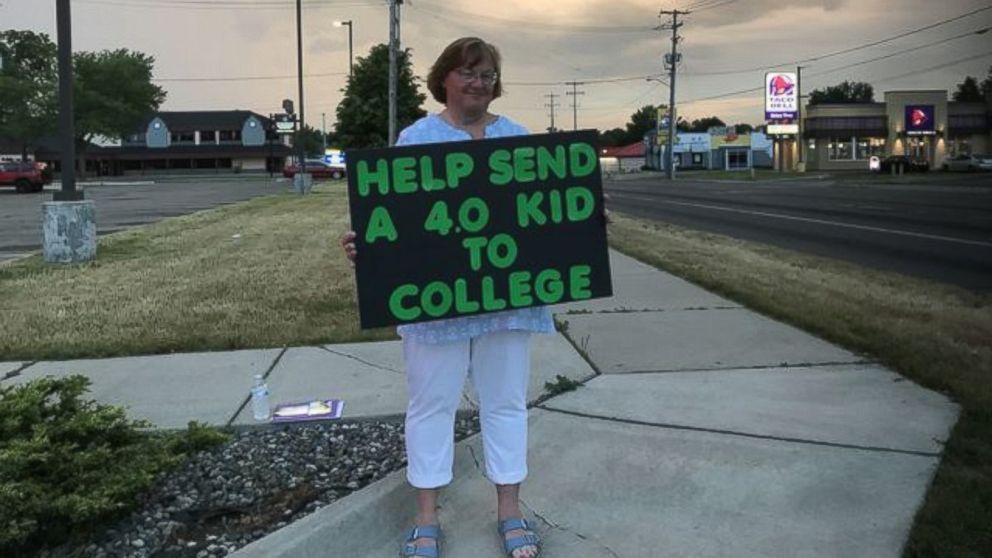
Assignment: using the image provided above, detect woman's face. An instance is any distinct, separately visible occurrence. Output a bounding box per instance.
[443,58,498,114]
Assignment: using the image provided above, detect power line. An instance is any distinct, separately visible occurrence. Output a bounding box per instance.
[685,0,739,12]
[682,49,992,105]
[504,74,667,87]
[155,71,348,82]
[682,5,992,76]
[74,0,382,11]
[413,1,655,33]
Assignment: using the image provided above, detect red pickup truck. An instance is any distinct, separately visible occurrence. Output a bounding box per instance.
[0,161,51,193]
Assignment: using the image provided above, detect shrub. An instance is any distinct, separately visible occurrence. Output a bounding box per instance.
[0,375,228,555]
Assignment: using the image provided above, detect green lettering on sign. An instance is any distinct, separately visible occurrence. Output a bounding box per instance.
[420,155,447,191]
[356,159,389,197]
[512,146,536,182]
[422,281,453,317]
[535,269,564,304]
[569,265,592,299]
[508,270,533,307]
[566,187,595,222]
[446,152,474,188]
[366,206,398,243]
[536,145,567,180]
[568,142,596,178]
[488,149,513,185]
[392,157,418,194]
[389,284,420,321]
[516,191,546,227]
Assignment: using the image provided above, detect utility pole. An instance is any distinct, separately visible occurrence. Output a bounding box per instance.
[321,112,327,152]
[55,0,79,201]
[544,92,560,132]
[295,0,306,178]
[565,81,584,130]
[388,0,402,146]
[659,8,687,180]
[797,65,805,171]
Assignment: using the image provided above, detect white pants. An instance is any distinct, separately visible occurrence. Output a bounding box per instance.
[404,330,531,489]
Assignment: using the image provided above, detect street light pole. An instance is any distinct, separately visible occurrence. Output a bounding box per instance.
[388,1,402,146]
[295,0,306,177]
[55,0,81,201]
[334,20,354,81]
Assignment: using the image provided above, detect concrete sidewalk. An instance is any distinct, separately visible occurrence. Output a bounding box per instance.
[0,250,959,557]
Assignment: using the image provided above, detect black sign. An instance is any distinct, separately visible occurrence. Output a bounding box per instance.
[346,130,612,329]
[905,105,935,136]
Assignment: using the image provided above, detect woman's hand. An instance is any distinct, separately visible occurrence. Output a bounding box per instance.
[340,230,358,267]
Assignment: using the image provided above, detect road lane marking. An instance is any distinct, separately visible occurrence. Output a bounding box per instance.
[621,195,992,248]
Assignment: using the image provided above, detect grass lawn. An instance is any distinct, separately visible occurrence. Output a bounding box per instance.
[0,183,394,361]
[0,184,988,554]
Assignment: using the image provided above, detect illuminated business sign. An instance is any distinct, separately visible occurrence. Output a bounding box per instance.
[766,124,799,135]
[905,105,935,136]
[765,72,798,121]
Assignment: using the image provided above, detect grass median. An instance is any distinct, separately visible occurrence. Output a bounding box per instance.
[0,183,394,361]
[0,185,988,554]
[607,213,991,557]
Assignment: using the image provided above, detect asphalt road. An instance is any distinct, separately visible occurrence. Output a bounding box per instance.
[605,173,992,291]
[0,176,290,263]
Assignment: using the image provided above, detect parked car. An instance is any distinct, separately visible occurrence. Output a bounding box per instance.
[942,153,992,172]
[0,161,51,193]
[282,159,346,180]
[879,155,929,174]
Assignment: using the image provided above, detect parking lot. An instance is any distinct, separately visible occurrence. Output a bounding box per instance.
[0,176,286,263]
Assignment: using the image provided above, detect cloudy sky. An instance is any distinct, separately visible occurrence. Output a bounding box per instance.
[3,0,992,136]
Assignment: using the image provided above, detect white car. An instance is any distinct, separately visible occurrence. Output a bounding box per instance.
[942,154,992,172]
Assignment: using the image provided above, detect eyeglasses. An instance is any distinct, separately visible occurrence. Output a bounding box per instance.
[455,68,499,86]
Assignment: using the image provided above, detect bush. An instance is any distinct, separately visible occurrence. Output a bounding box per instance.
[0,375,228,555]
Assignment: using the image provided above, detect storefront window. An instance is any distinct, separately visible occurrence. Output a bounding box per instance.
[727,149,748,169]
[950,140,971,157]
[855,138,886,160]
[828,137,852,160]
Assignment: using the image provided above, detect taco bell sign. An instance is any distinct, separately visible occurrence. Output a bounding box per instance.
[765,72,798,120]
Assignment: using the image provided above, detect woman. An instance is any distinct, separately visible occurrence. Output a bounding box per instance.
[341,37,547,558]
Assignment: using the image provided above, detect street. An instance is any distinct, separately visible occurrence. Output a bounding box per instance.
[0,177,287,263]
[605,173,992,290]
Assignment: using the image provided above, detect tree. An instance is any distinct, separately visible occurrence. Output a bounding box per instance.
[295,124,325,157]
[733,123,754,133]
[335,44,426,148]
[981,66,992,102]
[685,116,726,133]
[624,105,660,145]
[952,76,983,102]
[72,49,165,176]
[74,49,165,144]
[0,30,58,160]
[808,80,874,105]
[597,127,626,148]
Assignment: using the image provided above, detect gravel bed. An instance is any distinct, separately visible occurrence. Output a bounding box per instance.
[53,415,480,558]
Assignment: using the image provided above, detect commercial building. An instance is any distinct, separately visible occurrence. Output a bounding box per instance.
[34,110,293,176]
[800,90,991,171]
[645,127,773,171]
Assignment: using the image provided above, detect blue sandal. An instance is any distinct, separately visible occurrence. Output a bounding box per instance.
[400,524,442,558]
[497,518,542,557]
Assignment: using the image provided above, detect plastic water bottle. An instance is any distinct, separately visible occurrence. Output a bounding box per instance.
[251,374,270,421]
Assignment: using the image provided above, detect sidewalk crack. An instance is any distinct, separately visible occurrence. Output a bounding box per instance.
[319,346,403,375]
[537,405,942,458]
[520,500,620,558]
[467,444,483,472]
[2,361,37,381]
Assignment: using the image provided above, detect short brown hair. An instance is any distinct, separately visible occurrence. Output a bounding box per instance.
[426,37,503,104]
